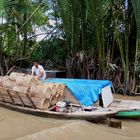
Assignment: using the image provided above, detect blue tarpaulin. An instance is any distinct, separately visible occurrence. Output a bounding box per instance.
[43,79,112,106]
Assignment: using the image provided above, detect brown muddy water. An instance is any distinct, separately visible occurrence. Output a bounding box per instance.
[0,94,140,140]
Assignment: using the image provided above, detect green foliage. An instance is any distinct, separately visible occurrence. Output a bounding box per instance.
[0,0,5,10]
[132,0,140,72]
[0,0,49,60]
[32,37,66,67]
[57,0,83,54]
[85,0,112,68]
[0,0,140,93]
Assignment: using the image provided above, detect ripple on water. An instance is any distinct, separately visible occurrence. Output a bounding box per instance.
[15,120,140,140]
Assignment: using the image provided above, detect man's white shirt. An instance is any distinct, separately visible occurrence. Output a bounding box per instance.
[32,65,46,80]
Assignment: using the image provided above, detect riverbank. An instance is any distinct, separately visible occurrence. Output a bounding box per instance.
[113,93,140,101]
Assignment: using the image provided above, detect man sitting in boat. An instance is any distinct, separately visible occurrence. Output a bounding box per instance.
[31,60,46,80]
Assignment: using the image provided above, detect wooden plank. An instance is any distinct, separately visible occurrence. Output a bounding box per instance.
[7,89,15,104]
[15,91,25,107]
[101,86,113,108]
[26,94,36,109]
[0,88,4,101]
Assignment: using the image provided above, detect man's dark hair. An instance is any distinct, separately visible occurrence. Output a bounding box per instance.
[33,60,39,63]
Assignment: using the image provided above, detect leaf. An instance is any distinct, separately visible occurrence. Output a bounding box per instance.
[0,0,5,10]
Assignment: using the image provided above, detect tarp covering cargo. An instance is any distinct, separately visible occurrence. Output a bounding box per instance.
[43,79,112,106]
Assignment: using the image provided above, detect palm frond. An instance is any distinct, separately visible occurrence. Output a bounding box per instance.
[132,0,140,71]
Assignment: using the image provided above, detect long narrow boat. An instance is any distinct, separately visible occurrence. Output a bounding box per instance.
[108,99,140,119]
[0,98,140,121]
[0,101,117,122]
[115,111,140,119]
[0,75,140,122]
[0,76,118,122]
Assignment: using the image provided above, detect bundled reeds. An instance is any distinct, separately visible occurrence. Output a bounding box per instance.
[0,72,66,110]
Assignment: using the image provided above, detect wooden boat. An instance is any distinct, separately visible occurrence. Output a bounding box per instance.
[0,97,140,122]
[0,100,117,122]
[0,84,117,122]
[0,89,140,122]
[0,74,140,122]
[109,99,140,119]
[115,111,140,119]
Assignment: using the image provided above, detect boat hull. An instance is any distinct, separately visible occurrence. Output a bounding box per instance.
[109,99,140,119]
[115,111,140,119]
[0,101,116,122]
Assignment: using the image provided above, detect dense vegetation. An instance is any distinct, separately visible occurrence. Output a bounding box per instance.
[0,0,140,95]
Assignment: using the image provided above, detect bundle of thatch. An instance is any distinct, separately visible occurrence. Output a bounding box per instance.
[0,87,13,103]
[31,97,50,110]
[30,82,65,106]
[30,83,52,98]
[10,73,45,108]
[0,76,15,104]
[3,78,15,89]
[10,72,26,81]
[0,72,66,110]
[13,86,30,94]
[16,75,40,87]
[0,72,37,107]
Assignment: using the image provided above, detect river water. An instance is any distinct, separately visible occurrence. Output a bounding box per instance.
[0,94,140,140]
